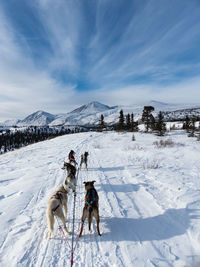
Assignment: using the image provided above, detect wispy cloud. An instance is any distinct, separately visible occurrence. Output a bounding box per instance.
[0,0,200,120]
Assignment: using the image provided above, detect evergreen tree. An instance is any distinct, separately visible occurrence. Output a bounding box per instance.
[117,109,125,131]
[141,106,155,132]
[188,116,197,137]
[130,113,139,132]
[191,116,197,131]
[98,114,105,131]
[126,113,131,131]
[155,111,166,136]
[183,116,191,132]
[150,116,156,131]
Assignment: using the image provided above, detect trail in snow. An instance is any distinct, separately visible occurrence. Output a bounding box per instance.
[1,131,200,267]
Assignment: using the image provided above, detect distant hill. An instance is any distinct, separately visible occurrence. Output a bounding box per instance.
[17,111,57,126]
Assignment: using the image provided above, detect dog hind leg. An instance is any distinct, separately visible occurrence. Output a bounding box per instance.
[93,209,101,236]
[46,210,55,239]
[88,208,93,231]
[56,209,71,235]
[79,207,87,237]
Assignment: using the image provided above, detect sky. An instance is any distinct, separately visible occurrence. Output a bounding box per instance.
[0,0,200,120]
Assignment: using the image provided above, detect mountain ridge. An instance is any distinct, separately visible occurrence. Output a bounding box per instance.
[0,101,199,127]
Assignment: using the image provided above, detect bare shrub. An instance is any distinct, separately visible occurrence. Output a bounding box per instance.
[93,143,101,149]
[112,137,120,141]
[153,138,184,148]
[133,144,144,150]
[142,159,160,169]
[124,144,144,151]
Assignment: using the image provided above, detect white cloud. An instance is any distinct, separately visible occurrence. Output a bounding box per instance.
[78,76,200,107]
[0,7,77,120]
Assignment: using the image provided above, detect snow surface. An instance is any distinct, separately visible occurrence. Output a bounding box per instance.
[1,131,200,267]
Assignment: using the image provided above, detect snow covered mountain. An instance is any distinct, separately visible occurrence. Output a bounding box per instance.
[1,101,200,127]
[17,110,57,126]
[0,119,21,127]
[49,101,116,126]
[69,101,114,114]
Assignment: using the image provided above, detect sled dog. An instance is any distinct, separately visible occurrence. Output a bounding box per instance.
[46,181,74,240]
[79,181,101,237]
[62,161,77,190]
[68,150,78,166]
[80,152,89,170]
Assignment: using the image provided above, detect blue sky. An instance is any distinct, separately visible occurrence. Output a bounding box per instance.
[0,0,200,120]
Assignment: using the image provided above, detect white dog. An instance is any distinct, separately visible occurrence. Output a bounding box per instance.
[46,180,74,240]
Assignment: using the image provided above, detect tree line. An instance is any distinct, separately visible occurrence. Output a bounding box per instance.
[0,126,83,154]
[98,106,166,136]
[99,105,200,137]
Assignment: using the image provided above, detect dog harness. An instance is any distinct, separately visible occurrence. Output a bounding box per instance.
[51,191,64,212]
[85,189,96,207]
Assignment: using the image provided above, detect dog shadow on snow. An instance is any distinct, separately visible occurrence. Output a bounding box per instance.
[99,208,200,242]
[96,183,146,193]
[88,165,134,172]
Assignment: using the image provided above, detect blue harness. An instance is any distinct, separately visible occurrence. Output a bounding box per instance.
[85,189,96,207]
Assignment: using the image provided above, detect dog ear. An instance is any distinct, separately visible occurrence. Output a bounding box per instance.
[83,182,86,184]
[91,180,96,184]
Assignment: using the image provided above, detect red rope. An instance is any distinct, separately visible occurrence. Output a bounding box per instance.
[54,215,71,250]
[73,223,84,252]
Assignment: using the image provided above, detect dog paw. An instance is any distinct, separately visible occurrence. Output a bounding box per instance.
[47,234,51,240]
[64,230,71,236]
[65,232,71,236]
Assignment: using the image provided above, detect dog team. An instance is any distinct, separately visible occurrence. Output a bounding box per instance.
[46,150,101,239]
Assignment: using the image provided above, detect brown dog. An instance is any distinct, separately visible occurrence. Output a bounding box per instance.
[79,181,101,237]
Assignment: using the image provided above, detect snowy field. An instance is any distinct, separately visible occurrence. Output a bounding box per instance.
[0,131,200,267]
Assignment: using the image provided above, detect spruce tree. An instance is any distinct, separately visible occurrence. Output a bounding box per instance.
[130,113,139,132]
[118,109,125,131]
[98,114,105,131]
[155,111,166,136]
[183,116,191,132]
[141,106,155,132]
[126,113,131,131]
[188,116,197,137]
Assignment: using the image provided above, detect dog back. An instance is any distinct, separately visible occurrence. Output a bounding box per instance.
[85,188,98,208]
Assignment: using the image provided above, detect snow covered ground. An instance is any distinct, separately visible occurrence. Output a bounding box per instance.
[0,131,200,267]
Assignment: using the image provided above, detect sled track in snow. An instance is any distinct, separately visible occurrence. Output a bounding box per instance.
[36,133,106,267]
